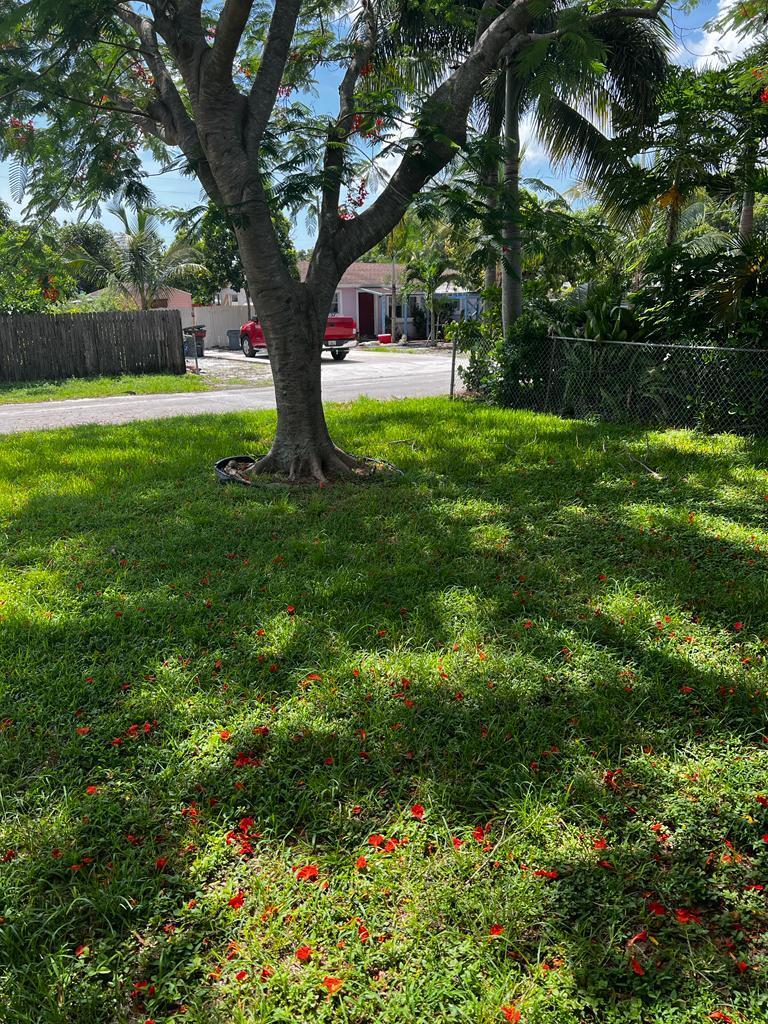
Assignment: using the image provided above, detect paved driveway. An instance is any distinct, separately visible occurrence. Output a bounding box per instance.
[0,349,462,435]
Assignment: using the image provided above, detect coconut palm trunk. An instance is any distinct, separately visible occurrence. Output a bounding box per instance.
[501,63,524,335]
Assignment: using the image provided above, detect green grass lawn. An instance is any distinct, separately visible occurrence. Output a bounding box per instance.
[0,398,766,1024]
[0,372,210,404]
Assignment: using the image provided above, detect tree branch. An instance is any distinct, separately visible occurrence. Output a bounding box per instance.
[248,0,303,146]
[316,0,535,273]
[210,0,255,78]
[115,5,223,203]
[592,0,667,20]
[324,0,669,271]
[313,0,379,263]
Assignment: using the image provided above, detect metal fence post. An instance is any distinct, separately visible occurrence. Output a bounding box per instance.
[450,332,458,399]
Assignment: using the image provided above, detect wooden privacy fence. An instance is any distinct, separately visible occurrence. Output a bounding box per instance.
[0,310,186,383]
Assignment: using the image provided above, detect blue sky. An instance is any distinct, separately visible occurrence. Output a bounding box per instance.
[0,0,753,250]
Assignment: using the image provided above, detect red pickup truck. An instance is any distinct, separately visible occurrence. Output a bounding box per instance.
[240,315,359,361]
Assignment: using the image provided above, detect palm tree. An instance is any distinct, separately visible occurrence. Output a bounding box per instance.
[81,205,203,310]
[379,210,422,341]
[375,3,669,330]
[498,15,669,332]
[405,244,463,345]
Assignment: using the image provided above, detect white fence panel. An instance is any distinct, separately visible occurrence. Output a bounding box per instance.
[180,305,252,348]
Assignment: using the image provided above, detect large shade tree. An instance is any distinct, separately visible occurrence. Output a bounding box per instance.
[1,0,672,481]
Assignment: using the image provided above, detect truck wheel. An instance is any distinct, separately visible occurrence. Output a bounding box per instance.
[331,349,348,361]
[242,335,255,358]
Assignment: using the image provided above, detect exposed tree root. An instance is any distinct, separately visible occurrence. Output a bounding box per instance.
[216,446,400,487]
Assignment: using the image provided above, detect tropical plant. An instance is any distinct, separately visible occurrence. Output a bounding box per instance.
[56,221,117,294]
[79,206,204,312]
[0,220,77,314]
[405,245,463,345]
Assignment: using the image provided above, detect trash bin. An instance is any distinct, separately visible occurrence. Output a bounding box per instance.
[227,328,241,351]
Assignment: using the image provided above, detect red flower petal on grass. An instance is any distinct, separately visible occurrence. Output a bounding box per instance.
[533,869,558,879]
[286,605,295,615]
[674,907,703,925]
[294,864,318,881]
[630,956,645,976]
[709,1014,733,1023]
[501,1007,521,1023]
[489,924,505,937]
[322,976,343,994]
[219,730,231,742]
[296,945,313,961]
[229,890,245,909]
[85,785,98,795]
[647,901,666,916]
[235,969,248,981]
[355,856,368,870]
[410,804,425,821]
[733,621,743,631]
[368,834,385,848]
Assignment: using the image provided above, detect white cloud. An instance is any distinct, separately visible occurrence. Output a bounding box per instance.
[686,0,763,69]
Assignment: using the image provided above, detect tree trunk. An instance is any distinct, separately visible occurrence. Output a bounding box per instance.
[234,226,365,483]
[482,95,504,292]
[739,189,754,242]
[391,254,398,341]
[738,140,757,243]
[501,62,523,336]
[665,203,680,248]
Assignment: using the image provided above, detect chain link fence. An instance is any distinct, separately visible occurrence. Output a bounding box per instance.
[455,335,768,436]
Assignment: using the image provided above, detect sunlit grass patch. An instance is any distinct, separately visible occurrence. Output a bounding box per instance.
[0,372,212,404]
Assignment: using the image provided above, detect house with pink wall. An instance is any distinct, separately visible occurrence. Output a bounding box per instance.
[297,261,406,339]
[221,262,411,338]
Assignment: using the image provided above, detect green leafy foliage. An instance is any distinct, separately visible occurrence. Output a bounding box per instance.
[0,221,77,313]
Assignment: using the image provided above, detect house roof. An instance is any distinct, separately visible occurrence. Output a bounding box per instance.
[297,261,405,289]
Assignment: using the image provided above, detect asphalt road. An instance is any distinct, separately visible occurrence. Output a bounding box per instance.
[0,349,460,435]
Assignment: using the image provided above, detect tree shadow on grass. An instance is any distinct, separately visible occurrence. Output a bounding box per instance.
[0,404,767,1023]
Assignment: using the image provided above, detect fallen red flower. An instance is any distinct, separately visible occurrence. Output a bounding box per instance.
[294,864,318,881]
[674,907,703,925]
